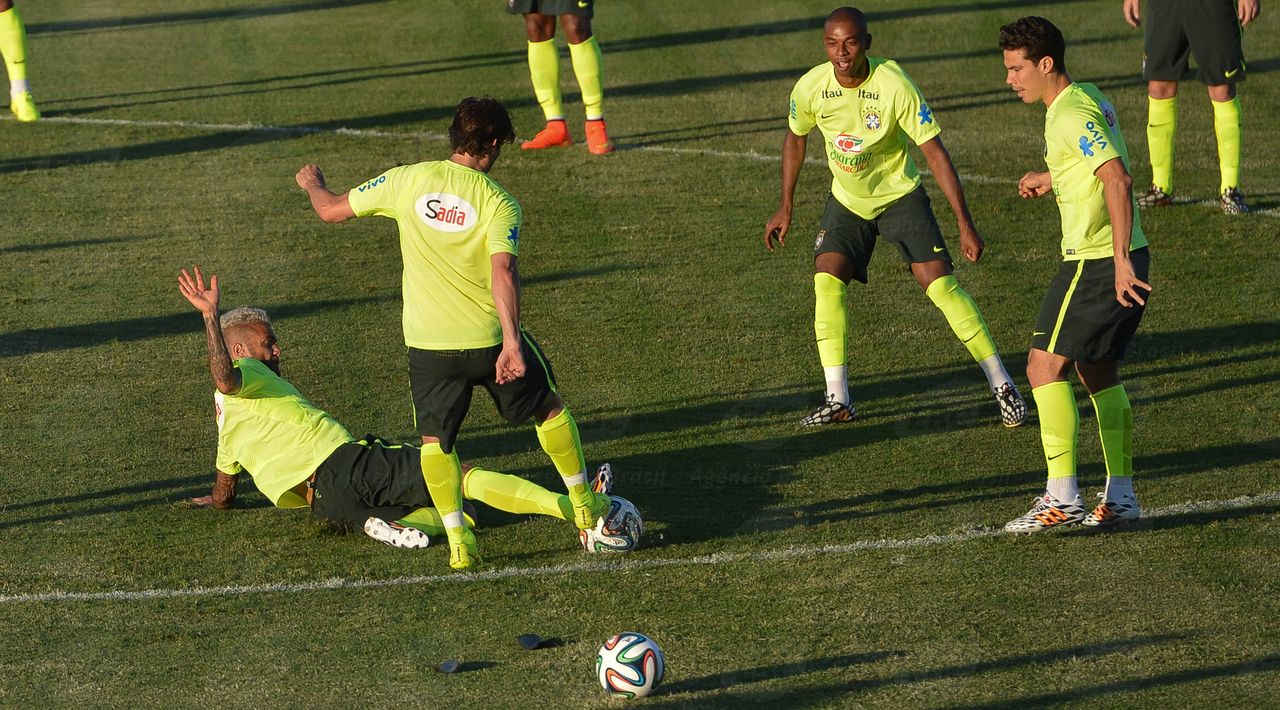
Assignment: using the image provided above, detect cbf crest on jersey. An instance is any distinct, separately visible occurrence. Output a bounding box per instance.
[863,107,882,132]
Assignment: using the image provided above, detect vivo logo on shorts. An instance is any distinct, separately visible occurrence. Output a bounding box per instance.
[833,133,864,154]
[416,192,477,232]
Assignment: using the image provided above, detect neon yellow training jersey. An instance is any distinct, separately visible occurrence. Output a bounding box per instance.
[789,57,942,219]
[347,160,522,350]
[214,358,353,508]
[1044,82,1148,260]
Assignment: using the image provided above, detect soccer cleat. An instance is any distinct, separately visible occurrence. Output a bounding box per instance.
[448,527,482,570]
[9,91,40,122]
[591,462,614,495]
[800,394,855,427]
[363,517,430,549]
[1081,491,1141,527]
[1135,185,1173,209]
[1004,491,1086,533]
[994,382,1029,428]
[521,119,572,150]
[1220,188,1250,215]
[584,118,614,155]
[573,491,612,531]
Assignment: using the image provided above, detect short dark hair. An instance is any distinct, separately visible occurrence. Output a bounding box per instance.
[999,16,1066,74]
[449,97,516,157]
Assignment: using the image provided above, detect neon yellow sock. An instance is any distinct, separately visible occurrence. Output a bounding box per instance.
[1212,97,1242,192]
[814,272,848,368]
[0,6,31,87]
[419,442,465,544]
[397,507,445,536]
[1032,381,1078,479]
[568,36,605,120]
[527,38,563,121]
[1147,96,1177,192]
[535,408,591,507]
[1090,384,1133,479]
[463,467,572,521]
[925,275,998,362]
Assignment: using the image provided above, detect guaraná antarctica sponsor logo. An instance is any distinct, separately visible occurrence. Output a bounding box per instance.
[415,192,477,232]
[832,133,864,154]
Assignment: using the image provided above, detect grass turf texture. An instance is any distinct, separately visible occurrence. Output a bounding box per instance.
[2,0,1278,705]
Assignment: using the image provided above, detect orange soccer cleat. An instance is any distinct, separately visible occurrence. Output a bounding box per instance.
[585,118,614,155]
[522,119,573,150]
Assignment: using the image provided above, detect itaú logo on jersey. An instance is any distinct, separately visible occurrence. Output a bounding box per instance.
[833,133,864,154]
[415,192,477,232]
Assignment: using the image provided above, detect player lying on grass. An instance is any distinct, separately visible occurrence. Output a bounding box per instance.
[179,266,610,551]
[764,6,1027,429]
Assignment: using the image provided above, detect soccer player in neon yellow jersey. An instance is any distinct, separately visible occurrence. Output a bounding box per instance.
[295,97,611,570]
[0,0,39,121]
[764,7,1026,429]
[507,0,613,154]
[1000,16,1153,533]
[178,266,604,551]
[1123,0,1260,214]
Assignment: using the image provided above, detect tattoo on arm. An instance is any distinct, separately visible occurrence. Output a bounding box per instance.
[204,312,241,394]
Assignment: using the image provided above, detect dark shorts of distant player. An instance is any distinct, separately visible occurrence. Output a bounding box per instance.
[311,437,430,531]
[408,331,558,453]
[1030,248,1150,363]
[813,186,953,284]
[1143,0,1246,84]
[506,0,594,17]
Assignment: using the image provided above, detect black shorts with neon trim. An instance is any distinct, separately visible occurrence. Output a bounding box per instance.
[1143,0,1246,85]
[813,186,953,284]
[311,437,430,531]
[408,331,558,453]
[1030,248,1150,363]
[506,0,594,17]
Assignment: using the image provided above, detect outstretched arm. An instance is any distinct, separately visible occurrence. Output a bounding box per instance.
[764,130,808,252]
[491,252,526,385]
[296,164,356,223]
[919,136,984,263]
[191,470,239,509]
[178,266,241,394]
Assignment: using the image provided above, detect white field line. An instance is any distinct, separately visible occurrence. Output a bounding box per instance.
[3,490,1276,606]
[14,114,1278,217]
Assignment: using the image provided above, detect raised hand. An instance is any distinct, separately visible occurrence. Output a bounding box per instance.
[178,266,220,315]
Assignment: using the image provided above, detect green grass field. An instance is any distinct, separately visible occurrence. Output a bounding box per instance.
[2,0,1278,705]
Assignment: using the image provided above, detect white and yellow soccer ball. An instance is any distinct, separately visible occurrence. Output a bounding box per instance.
[579,495,643,553]
[596,632,665,698]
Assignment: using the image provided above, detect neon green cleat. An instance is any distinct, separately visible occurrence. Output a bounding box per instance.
[448,527,481,571]
[573,491,612,530]
[9,91,40,122]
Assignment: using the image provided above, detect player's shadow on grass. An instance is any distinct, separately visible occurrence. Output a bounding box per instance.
[0,236,132,254]
[26,0,391,36]
[0,473,247,532]
[957,652,1280,710]
[645,633,1187,708]
[0,293,396,358]
[658,651,900,695]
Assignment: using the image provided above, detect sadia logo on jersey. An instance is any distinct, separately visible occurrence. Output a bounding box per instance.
[833,133,864,154]
[416,192,477,232]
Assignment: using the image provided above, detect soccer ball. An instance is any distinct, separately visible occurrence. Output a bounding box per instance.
[596,632,665,698]
[579,495,643,552]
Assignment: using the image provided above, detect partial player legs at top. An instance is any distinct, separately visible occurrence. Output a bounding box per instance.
[0,0,39,122]
[513,0,612,154]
